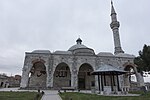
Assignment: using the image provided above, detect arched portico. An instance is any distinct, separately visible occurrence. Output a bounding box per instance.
[123,62,144,88]
[28,61,47,88]
[78,63,95,90]
[123,63,138,91]
[123,63,137,83]
[53,62,71,89]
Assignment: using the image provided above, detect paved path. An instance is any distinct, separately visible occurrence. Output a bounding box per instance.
[0,88,62,100]
[41,90,62,100]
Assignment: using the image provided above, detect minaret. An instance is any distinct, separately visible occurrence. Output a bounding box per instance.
[110,1,124,54]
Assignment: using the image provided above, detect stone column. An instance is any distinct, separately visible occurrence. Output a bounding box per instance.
[45,64,51,88]
[50,73,54,88]
[20,66,29,88]
[50,57,54,88]
[49,65,55,88]
[20,62,32,88]
[71,57,78,89]
[95,75,99,91]
[133,66,145,86]
[71,69,78,89]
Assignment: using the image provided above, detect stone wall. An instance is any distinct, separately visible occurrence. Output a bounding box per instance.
[20,51,142,90]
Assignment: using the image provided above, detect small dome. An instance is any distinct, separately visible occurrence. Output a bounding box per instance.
[68,38,88,51]
[54,51,72,55]
[115,53,135,58]
[97,52,114,57]
[32,50,51,54]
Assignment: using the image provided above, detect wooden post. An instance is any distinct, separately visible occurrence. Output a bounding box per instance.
[112,73,115,86]
[98,74,101,93]
[101,73,104,91]
[116,74,120,91]
[110,72,113,91]
[104,73,106,86]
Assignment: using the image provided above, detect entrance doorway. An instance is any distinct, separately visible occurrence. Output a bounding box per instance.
[78,63,94,90]
[78,78,85,89]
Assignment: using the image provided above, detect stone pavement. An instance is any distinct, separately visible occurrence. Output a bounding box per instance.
[41,90,62,100]
[0,88,62,100]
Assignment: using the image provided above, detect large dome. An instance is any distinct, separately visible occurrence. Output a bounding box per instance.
[68,44,88,51]
[68,38,89,51]
[68,38,95,55]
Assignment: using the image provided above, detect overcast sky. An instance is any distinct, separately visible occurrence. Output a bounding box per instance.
[0,0,150,76]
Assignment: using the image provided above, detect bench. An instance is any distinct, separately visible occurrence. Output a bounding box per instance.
[60,87,75,92]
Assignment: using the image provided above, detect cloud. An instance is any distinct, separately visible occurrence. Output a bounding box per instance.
[0,0,150,76]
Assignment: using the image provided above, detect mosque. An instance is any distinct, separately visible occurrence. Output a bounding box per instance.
[20,1,144,93]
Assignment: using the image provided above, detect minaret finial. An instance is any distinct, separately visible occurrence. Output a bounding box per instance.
[111,0,113,5]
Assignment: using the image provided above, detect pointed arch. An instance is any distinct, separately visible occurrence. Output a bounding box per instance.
[28,61,47,88]
[123,62,139,89]
[78,63,95,90]
[53,62,71,89]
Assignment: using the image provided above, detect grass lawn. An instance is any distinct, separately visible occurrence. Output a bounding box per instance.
[59,92,150,100]
[0,91,42,100]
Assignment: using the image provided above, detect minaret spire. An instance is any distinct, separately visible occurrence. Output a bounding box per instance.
[111,0,116,15]
[110,1,124,54]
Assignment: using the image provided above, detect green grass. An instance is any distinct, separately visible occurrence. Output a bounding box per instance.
[0,91,42,100]
[59,92,150,100]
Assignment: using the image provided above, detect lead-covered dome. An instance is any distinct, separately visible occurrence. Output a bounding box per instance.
[68,38,88,51]
[68,38,95,55]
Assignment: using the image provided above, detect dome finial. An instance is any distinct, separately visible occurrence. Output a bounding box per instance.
[76,38,82,44]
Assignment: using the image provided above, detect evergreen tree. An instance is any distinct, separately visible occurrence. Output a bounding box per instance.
[134,44,150,75]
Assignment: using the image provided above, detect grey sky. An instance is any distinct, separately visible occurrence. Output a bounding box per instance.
[0,0,150,76]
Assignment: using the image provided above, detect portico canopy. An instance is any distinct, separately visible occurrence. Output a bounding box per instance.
[91,64,127,93]
[91,64,126,75]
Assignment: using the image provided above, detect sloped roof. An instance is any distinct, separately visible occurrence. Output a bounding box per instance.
[115,53,135,58]
[97,52,114,57]
[92,64,126,75]
[32,50,51,54]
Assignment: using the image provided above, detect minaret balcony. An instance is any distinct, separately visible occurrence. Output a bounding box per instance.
[110,21,120,29]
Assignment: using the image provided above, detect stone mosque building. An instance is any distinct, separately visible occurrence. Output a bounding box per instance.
[20,2,144,92]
